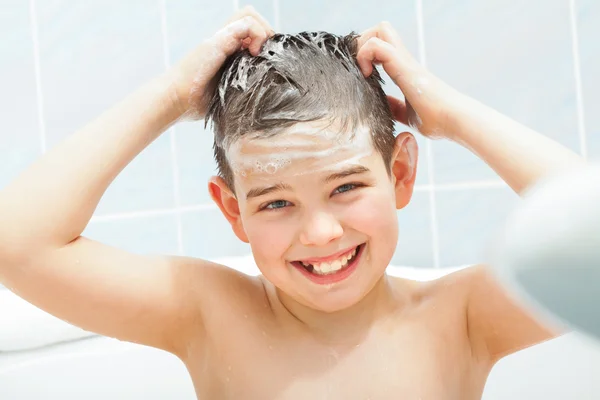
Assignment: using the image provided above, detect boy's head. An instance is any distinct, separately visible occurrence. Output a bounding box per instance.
[206,32,418,313]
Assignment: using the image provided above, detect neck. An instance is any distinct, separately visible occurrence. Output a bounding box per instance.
[272,274,405,345]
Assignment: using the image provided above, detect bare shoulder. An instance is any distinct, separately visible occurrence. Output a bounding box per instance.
[168,255,267,307]
[432,264,558,364]
[392,265,485,302]
[170,256,272,360]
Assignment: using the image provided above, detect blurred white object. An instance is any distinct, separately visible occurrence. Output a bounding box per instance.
[492,163,600,339]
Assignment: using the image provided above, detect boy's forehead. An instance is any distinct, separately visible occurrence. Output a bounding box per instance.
[227,122,376,179]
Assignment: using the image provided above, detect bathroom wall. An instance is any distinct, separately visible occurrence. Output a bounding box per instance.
[0,0,597,283]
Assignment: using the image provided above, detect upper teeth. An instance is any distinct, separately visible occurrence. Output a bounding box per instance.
[301,247,358,275]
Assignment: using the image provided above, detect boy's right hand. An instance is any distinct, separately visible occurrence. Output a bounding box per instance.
[168,6,274,119]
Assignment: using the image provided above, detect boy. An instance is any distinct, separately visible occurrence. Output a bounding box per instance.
[0,6,586,399]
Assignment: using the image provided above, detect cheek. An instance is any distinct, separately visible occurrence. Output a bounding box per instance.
[342,188,399,236]
[243,216,295,262]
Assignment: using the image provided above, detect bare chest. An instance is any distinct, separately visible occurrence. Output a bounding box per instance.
[187,321,482,400]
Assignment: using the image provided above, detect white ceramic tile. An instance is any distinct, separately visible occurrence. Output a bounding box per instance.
[164,0,234,63]
[83,214,179,256]
[391,191,435,268]
[424,0,580,183]
[174,121,217,205]
[436,186,519,267]
[181,208,251,259]
[164,0,275,63]
[0,1,42,189]
[36,1,175,214]
[279,0,418,53]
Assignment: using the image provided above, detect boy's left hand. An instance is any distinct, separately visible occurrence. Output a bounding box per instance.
[356,22,459,140]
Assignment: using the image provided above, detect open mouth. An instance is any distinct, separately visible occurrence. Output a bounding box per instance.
[290,243,365,284]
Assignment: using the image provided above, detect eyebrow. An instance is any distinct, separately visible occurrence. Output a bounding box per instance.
[245,165,371,200]
[246,182,293,200]
[323,165,371,184]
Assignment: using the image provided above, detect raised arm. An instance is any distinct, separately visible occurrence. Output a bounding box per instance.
[0,7,272,357]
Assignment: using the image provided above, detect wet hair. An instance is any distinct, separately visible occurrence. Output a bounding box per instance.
[205,31,396,192]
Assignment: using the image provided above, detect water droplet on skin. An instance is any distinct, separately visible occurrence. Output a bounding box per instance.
[228,365,232,371]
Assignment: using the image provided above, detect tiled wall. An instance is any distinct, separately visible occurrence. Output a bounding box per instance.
[0,0,597,287]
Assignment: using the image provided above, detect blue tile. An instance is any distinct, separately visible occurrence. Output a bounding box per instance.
[36,1,174,214]
[175,121,217,205]
[0,1,42,190]
[436,186,519,267]
[83,214,179,256]
[279,0,419,54]
[424,0,580,183]
[577,0,600,160]
[165,0,275,64]
[164,0,234,63]
[181,207,251,259]
[246,0,276,29]
[391,191,434,268]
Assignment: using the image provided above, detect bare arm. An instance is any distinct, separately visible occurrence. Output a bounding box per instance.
[444,95,586,195]
[0,7,272,356]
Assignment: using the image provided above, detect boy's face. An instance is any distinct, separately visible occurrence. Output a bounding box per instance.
[210,121,417,312]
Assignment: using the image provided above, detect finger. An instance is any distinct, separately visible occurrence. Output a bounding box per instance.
[214,16,269,57]
[243,7,275,35]
[356,21,402,50]
[356,37,402,82]
[228,5,275,36]
[387,95,408,125]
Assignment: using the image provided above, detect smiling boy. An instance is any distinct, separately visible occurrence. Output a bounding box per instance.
[0,7,587,400]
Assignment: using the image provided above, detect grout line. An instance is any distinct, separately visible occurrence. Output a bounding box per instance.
[569,0,588,160]
[433,179,507,192]
[29,0,46,154]
[273,0,281,32]
[416,0,439,268]
[415,0,428,68]
[90,204,217,223]
[178,203,219,213]
[159,0,184,256]
[414,180,506,192]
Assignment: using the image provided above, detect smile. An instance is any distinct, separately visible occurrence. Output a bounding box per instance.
[291,243,365,284]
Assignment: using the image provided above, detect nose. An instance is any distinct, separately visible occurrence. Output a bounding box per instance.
[299,210,344,247]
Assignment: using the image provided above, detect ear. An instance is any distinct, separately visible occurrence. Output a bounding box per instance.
[208,176,249,243]
[390,132,419,209]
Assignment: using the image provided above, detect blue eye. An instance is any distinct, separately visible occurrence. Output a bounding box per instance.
[264,200,291,210]
[333,183,357,194]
